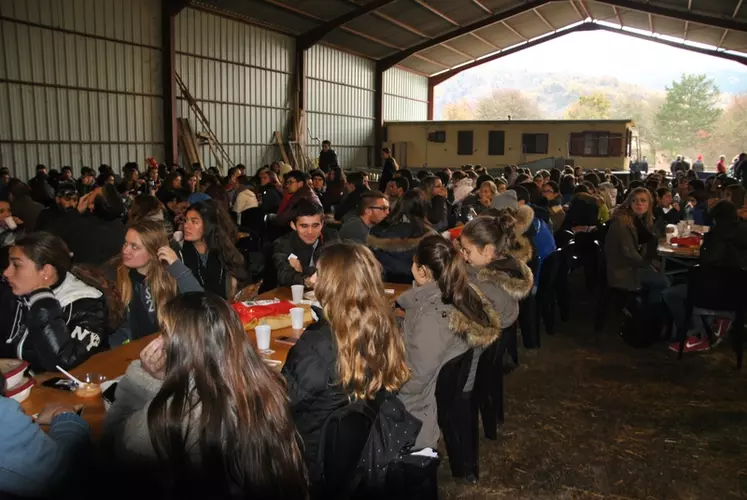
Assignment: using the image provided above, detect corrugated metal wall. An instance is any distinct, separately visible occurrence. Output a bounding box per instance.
[0,0,163,180]
[175,8,293,174]
[383,67,429,121]
[305,44,375,168]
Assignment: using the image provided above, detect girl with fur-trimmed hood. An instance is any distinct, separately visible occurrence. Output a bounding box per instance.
[397,235,504,451]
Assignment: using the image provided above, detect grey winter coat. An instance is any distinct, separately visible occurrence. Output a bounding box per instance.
[604,210,652,291]
[397,281,502,450]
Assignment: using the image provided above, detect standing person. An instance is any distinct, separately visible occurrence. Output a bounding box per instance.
[693,155,705,173]
[379,147,399,193]
[717,155,727,175]
[318,140,339,173]
[109,220,203,346]
[175,200,247,299]
[281,242,409,483]
[338,191,389,244]
[398,235,501,453]
[0,233,112,371]
[102,293,308,499]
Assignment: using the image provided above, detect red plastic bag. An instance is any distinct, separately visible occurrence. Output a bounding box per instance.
[671,236,701,248]
[232,300,295,325]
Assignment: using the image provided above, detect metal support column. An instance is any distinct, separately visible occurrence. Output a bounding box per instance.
[374,64,384,167]
[161,0,187,165]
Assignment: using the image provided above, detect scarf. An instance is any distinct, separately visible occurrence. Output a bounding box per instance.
[128,269,158,340]
[277,192,293,215]
[181,241,227,298]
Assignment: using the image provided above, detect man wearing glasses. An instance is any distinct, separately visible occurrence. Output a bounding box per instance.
[338,191,389,244]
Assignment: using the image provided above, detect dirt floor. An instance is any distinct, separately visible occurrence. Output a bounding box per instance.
[437,278,747,499]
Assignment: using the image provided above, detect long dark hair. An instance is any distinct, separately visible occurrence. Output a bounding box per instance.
[147,293,308,499]
[461,211,525,276]
[386,188,428,232]
[414,235,491,327]
[186,200,247,284]
[13,232,123,327]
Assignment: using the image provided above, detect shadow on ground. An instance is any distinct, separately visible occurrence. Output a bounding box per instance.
[437,275,747,499]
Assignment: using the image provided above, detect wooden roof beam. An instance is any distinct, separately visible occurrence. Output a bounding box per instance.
[612,5,624,26]
[534,7,556,30]
[502,20,528,41]
[649,12,654,33]
[411,0,460,26]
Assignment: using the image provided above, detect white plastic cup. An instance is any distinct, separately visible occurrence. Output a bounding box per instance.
[5,217,17,230]
[291,284,304,303]
[290,307,305,330]
[173,230,184,243]
[255,325,271,352]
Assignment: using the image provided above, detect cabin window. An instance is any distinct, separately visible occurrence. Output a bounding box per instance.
[457,131,474,155]
[488,131,505,156]
[427,131,446,143]
[522,133,548,155]
[570,132,623,157]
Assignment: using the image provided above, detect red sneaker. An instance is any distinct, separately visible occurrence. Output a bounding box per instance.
[713,319,731,346]
[669,336,711,353]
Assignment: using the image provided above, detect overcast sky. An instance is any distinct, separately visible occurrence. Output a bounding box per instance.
[467,29,747,90]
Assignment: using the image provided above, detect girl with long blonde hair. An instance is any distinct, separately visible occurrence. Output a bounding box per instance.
[282,242,409,482]
[110,220,203,346]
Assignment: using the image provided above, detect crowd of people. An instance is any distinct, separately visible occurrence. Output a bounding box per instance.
[1,147,746,498]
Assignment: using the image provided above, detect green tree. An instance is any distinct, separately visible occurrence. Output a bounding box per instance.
[473,89,542,120]
[654,73,721,156]
[612,93,664,159]
[564,92,612,120]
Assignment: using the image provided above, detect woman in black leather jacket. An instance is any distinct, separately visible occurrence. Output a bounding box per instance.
[0,232,113,371]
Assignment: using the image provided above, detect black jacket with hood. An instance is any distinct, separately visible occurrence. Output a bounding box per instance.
[281,314,349,482]
[0,272,109,372]
[367,220,436,284]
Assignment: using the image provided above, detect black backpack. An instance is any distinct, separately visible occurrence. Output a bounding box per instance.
[619,296,662,349]
[317,391,438,499]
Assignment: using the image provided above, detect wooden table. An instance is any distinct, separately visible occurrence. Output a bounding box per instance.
[21,283,410,434]
[657,241,700,277]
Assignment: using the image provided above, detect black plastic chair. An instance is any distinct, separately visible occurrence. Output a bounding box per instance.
[474,322,518,440]
[435,349,478,481]
[567,229,603,292]
[680,265,747,369]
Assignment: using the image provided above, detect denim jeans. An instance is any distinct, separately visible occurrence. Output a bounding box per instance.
[639,267,669,305]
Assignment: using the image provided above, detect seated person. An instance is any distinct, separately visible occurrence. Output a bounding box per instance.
[109,220,203,346]
[174,200,247,299]
[663,200,747,351]
[34,182,80,233]
[654,187,681,225]
[367,189,436,284]
[398,235,502,452]
[604,188,668,305]
[384,176,409,213]
[338,191,389,244]
[334,171,369,221]
[273,199,339,288]
[542,180,566,231]
[421,176,452,232]
[0,232,112,371]
[102,293,308,498]
[562,184,603,231]
[0,376,91,498]
[687,189,710,226]
[274,170,323,228]
[281,243,409,484]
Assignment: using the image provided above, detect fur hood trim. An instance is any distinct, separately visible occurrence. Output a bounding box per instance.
[448,287,502,348]
[367,229,436,253]
[515,204,535,235]
[476,259,534,300]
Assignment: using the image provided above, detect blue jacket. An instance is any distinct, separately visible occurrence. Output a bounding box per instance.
[0,397,91,497]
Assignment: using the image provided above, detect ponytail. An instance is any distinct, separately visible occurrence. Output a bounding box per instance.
[415,235,491,327]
